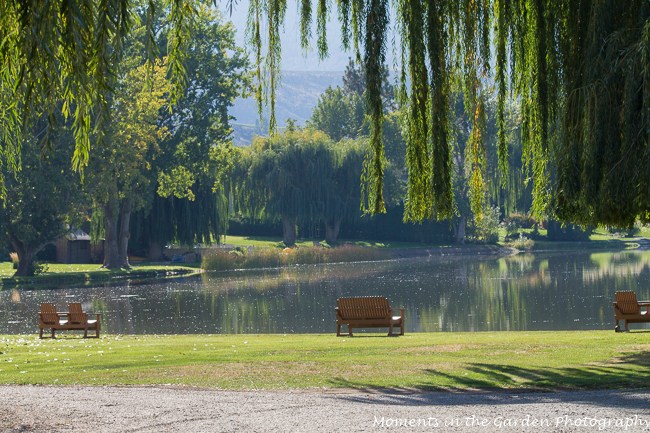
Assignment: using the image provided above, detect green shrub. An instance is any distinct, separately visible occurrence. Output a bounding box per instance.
[326,245,390,263]
[508,212,536,229]
[287,247,325,265]
[246,248,284,268]
[473,206,500,244]
[32,261,49,275]
[202,251,242,271]
[509,234,535,250]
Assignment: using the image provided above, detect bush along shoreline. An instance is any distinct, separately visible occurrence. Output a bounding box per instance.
[202,245,392,271]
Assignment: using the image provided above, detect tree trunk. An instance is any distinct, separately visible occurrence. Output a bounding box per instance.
[281,214,297,246]
[103,196,122,269]
[9,235,34,277]
[118,200,132,269]
[324,218,341,245]
[453,216,466,244]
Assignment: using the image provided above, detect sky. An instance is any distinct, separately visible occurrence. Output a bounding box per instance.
[221,1,395,72]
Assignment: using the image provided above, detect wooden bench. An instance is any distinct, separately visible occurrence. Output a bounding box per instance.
[613,291,650,332]
[39,303,101,338]
[335,296,404,336]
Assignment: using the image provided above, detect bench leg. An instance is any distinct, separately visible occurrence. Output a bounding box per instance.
[39,327,43,339]
[400,322,404,336]
[388,324,393,336]
[348,326,353,337]
[83,328,88,338]
[51,328,56,339]
[336,324,341,336]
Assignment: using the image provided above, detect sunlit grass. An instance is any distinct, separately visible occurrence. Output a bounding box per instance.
[222,235,313,249]
[0,262,198,289]
[1,331,648,390]
[0,262,16,277]
[222,235,448,250]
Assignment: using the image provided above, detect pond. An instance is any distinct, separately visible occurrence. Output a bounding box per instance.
[2,250,650,334]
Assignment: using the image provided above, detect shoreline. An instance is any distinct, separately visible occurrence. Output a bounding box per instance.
[2,238,646,290]
[0,266,200,290]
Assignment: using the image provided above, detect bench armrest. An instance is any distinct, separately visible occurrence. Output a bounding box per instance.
[392,308,405,318]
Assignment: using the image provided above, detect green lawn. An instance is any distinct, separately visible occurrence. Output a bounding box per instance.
[1,331,648,390]
[226,230,650,254]
[222,235,439,250]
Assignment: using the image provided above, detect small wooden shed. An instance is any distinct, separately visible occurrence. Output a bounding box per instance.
[55,229,95,264]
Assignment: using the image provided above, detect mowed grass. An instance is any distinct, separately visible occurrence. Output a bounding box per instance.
[0,262,198,288]
[221,235,427,250]
[1,331,648,391]
[0,263,104,277]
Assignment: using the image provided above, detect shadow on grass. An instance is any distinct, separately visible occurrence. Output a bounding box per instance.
[328,351,650,409]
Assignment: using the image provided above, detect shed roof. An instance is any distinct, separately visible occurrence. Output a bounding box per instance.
[65,228,91,241]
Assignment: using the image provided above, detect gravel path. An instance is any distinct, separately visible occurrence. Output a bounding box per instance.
[2,386,650,432]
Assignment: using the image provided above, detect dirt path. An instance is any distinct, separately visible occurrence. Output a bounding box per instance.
[1,386,649,432]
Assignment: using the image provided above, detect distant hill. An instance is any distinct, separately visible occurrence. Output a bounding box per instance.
[230,70,343,146]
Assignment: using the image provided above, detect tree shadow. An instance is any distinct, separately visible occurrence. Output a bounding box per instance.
[327,352,650,409]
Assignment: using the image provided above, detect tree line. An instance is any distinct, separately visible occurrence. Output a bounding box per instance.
[4,0,646,276]
[2,41,535,276]
[1,5,248,275]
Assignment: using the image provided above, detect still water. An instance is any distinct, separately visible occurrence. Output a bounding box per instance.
[2,250,650,334]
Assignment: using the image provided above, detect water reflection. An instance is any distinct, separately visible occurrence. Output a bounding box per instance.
[2,250,650,334]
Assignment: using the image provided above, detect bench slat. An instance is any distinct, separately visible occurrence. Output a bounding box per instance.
[613,291,650,332]
[336,296,404,336]
[39,303,101,338]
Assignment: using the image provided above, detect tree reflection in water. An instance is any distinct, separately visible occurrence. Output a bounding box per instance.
[2,251,650,334]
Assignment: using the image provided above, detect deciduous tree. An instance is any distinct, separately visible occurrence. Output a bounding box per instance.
[1,131,84,276]
[87,59,171,269]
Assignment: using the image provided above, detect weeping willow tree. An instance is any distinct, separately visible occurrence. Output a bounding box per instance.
[246,0,650,227]
[3,0,650,227]
[238,129,337,245]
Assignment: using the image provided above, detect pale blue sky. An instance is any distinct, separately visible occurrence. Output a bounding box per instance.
[222,1,396,72]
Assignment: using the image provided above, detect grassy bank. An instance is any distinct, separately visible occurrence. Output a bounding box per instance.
[0,263,199,290]
[1,331,648,390]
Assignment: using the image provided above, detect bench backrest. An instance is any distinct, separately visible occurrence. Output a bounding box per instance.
[40,303,59,325]
[615,291,640,315]
[67,303,88,325]
[337,297,391,319]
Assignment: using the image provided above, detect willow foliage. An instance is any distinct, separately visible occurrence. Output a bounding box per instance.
[248,0,650,227]
[4,0,650,227]
[0,0,198,192]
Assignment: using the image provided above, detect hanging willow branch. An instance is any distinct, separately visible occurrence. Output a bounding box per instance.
[398,0,431,221]
[360,0,388,214]
[3,0,650,227]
